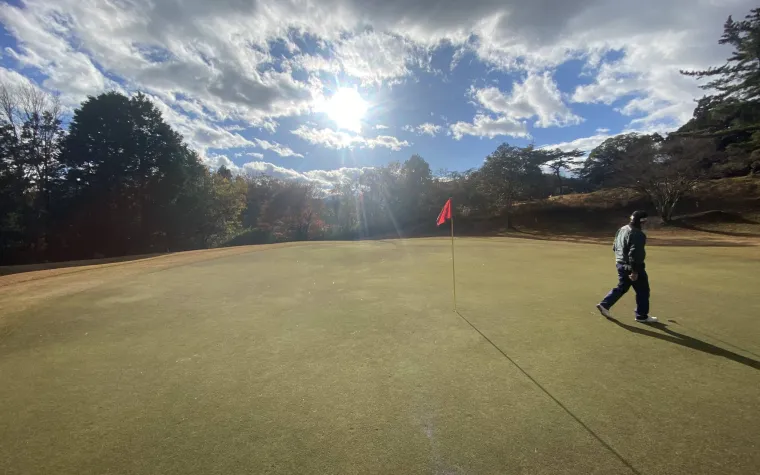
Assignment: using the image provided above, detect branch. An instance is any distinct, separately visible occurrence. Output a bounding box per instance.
[671,123,760,138]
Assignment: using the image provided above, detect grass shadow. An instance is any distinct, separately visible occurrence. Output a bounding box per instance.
[670,211,760,238]
[671,222,760,238]
[606,317,760,371]
[0,253,162,277]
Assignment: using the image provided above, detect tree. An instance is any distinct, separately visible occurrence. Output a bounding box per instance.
[217,165,234,181]
[432,168,488,219]
[681,8,760,103]
[60,91,208,257]
[398,154,433,227]
[185,169,247,248]
[324,180,362,238]
[0,121,27,263]
[679,8,760,164]
[539,148,584,195]
[477,144,545,226]
[7,7,757,265]
[616,137,714,223]
[0,85,64,214]
[0,83,65,263]
[251,178,320,241]
[582,134,662,188]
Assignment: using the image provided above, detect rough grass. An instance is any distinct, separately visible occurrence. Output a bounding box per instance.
[543,175,760,210]
[1,239,759,475]
[498,176,760,241]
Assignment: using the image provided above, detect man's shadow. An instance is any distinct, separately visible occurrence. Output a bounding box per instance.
[605,317,760,371]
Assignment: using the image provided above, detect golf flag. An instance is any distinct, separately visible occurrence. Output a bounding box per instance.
[437,198,452,226]
[437,198,456,311]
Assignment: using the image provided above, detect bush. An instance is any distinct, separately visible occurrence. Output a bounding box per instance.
[224,227,274,247]
[322,225,361,241]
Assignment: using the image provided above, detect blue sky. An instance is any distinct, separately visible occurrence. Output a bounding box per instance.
[0,0,754,189]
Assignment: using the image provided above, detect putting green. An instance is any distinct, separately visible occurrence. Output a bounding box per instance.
[1,239,758,474]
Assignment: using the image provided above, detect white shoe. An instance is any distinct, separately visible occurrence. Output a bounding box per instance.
[596,304,612,318]
[635,315,658,323]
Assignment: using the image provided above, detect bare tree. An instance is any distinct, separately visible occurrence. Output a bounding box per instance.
[617,137,715,223]
[0,81,65,234]
[0,83,61,131]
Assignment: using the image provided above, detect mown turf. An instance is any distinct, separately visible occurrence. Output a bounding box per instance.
[1,239,759,474]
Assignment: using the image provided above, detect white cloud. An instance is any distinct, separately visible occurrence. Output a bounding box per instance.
[292,126,410,151]
[292,126,363,149]
[368,135,411,151]
[596,127,610,134]
[149,94,304,158]
[540,133,611,153]
[331,32,430,86]
[204,153,238,171]
[0,0,755,179]
[252,138,304,158]
[569,27,733,129]
[146,93,259,152]
[291,54,341,75]
[241,161,313,182]
[0,0,315,130]
[453,71,579,141]
[374,124,389,130]
[450,114,529,140]
[245,162,373,192]
[287,28,435,86]
[204,153,372,192]
[404,122,442,136]
[0,67,40,92]
[0,5,121,107]
[236,152,264,159]
[472,72,582,128]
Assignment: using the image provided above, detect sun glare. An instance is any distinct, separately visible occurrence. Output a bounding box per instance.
[324,88,368,133]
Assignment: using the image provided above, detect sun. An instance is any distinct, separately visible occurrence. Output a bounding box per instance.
[323,88,368,133]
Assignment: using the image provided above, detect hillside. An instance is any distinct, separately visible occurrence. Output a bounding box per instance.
[458,176,760,245]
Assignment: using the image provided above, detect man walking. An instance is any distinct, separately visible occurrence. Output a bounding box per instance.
[596,211,658,323]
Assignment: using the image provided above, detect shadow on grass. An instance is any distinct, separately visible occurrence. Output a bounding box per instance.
[671,222,760,238]
[606,317,760,371]
[507,227,610,243]
[0,253,162,277]
[670,211,760,238]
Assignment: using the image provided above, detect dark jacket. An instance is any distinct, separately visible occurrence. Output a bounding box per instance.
[613,224,646,272]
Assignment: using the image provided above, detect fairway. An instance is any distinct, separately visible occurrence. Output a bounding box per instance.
[1,238,759,475]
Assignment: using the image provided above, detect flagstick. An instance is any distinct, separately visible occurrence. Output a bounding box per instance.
[450,199,457,311]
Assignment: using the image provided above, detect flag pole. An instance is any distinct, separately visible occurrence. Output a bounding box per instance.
[450,198,457,311]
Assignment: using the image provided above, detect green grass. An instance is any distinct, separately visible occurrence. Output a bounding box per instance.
[1,239,759,474]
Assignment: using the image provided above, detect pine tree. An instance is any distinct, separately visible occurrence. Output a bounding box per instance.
[682,8,760,103]
[679,8,760,170]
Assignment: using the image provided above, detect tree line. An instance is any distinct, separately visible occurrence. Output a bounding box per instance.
[1,8,757,265]
[579,8,760,220]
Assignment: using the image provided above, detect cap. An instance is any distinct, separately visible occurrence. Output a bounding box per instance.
[630,210,648,225]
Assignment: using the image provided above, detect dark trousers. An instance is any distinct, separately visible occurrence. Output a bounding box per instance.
[601,264,650,318]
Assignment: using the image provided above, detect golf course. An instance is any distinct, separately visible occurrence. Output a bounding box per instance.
[1,237,758,475]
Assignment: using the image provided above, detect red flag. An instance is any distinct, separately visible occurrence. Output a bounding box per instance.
[436,199,452,226]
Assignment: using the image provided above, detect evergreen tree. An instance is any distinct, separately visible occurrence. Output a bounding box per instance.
[680,7,760,171]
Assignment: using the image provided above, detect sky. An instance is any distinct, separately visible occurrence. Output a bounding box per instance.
[0,0,755,190]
